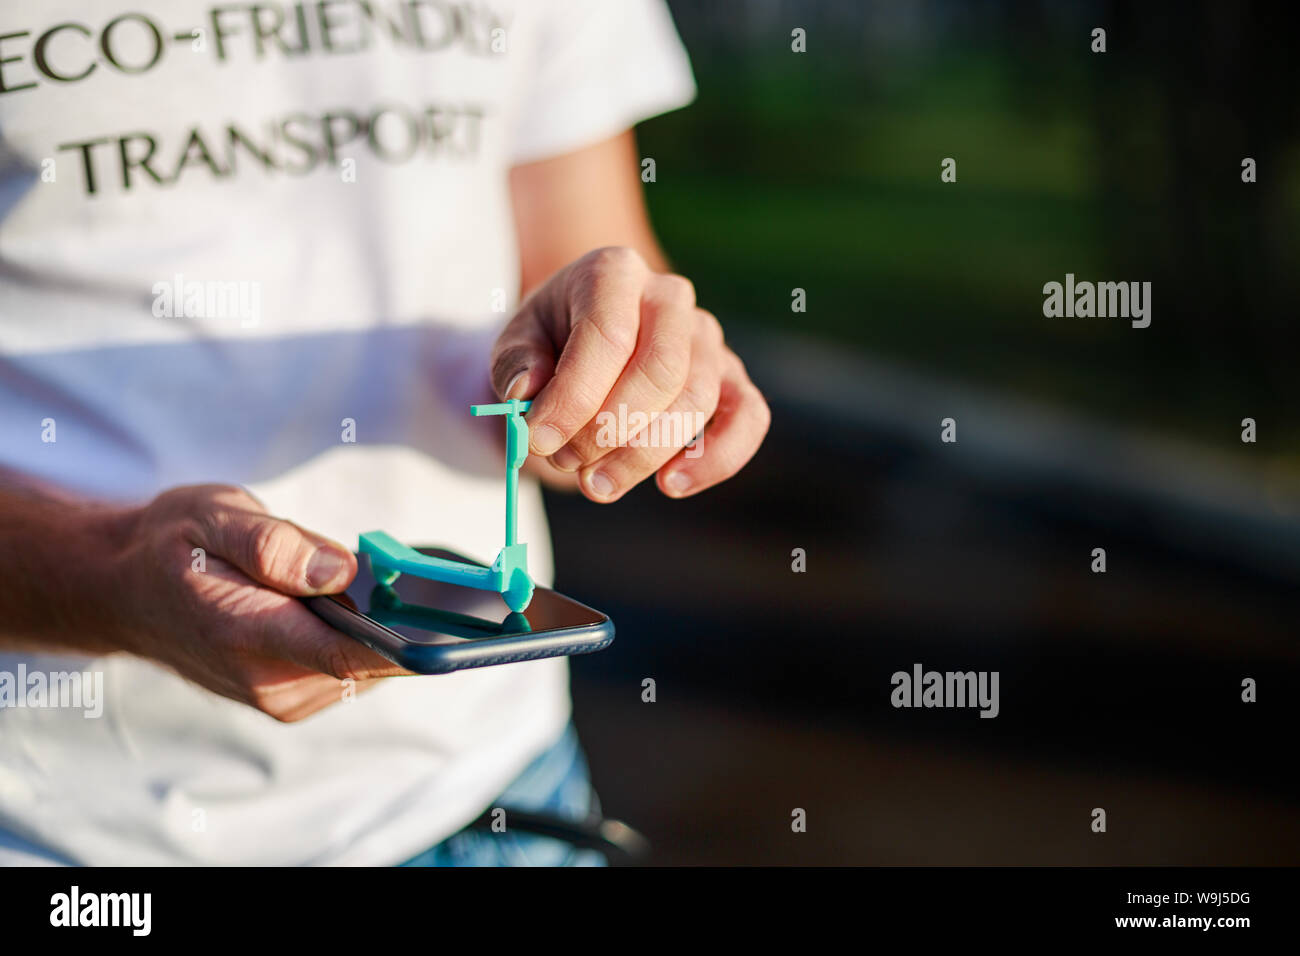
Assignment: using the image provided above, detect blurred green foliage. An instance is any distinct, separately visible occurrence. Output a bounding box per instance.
[638,4,1300,464]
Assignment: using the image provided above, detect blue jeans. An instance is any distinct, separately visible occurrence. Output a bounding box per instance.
[398,724,606,867]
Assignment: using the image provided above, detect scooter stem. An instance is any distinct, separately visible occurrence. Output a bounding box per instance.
[469,399,532,549]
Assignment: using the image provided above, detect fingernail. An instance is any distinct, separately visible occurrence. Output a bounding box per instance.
[664,470,692,497]
[587,471,615,499]
[504,370,529,400]
[306,548,348,589]
[550,444,581,472]
[532,424,564,456]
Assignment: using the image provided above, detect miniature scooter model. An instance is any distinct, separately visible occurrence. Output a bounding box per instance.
[358,399,535,612]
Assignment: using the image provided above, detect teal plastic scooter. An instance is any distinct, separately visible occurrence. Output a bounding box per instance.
[357,399,536,612]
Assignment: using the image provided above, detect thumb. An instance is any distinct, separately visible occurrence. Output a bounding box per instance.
[198,505,356,596]
[489,307,559,402]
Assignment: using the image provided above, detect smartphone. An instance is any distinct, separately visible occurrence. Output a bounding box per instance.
[303,546,614,674]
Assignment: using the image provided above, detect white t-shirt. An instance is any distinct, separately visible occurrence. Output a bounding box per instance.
[0,0,694,865]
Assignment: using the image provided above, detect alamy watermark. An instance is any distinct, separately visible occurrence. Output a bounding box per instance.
[152,273,261,328]
[0,665,103,718]
[594,404,707,458]
[50,886,150,936]
[1042,273,1151,328]
[891,663,999,718]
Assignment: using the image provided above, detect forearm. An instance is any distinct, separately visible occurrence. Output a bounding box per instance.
[0,470,133,654]
[510,130,671,300]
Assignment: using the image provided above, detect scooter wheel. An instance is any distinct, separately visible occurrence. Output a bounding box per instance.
[503,570,534,613]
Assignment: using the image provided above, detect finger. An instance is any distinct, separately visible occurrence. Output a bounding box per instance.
[286,677,386,721]
[575,320,723,502]
[550,275,695,473]
[524,247,647,458]
[251,595,412,680]
[195,496,357,596]
[240,670,387,723]
[655,357,770,498]
[263,674,387,722]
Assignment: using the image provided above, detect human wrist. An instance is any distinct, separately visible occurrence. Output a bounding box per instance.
[0,484,143,656]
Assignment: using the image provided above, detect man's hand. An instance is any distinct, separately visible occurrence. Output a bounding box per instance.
[489,247,770,502]
[103,484,408,721]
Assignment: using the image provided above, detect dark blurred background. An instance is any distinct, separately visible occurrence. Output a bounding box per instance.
[545,0,1300,865]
